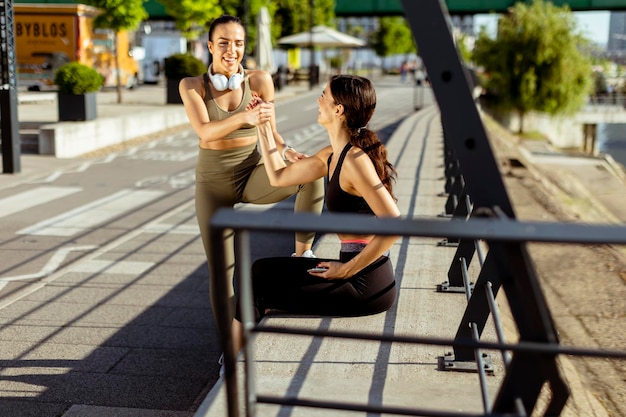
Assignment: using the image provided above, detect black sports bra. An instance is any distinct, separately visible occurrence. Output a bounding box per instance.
[326,143,374,215]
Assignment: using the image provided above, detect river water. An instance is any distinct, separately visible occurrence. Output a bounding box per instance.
[597,124,626,168]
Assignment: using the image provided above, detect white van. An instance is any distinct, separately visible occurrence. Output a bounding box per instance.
[141,33,187,84]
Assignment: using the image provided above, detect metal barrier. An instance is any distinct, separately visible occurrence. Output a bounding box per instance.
[210,211,626,417]
[435,147,517,408]
[437,139,468,247]
[588,93,626,107]
[207,1,626,416]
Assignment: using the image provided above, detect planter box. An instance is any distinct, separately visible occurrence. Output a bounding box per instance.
[58,92,97,121]
[39,106,189,158]
[166,78,183,104]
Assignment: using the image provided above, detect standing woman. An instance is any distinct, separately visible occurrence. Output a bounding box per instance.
[232,75,401,347]
[178,15,324,338]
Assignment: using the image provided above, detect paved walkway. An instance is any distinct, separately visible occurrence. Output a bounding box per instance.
[194,104,507,416]
[4,82,311,181]
[194,104,626,416]
[0,81,311,417]
[0,79,624,417]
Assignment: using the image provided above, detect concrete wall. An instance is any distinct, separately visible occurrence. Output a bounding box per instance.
[39,106,189,158]
[500,111,585,149]
[482,103,626,151]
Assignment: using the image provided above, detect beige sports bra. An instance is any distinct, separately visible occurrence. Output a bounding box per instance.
[203,72,257,139]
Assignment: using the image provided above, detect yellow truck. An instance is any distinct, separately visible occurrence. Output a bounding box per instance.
[14,3,140,90]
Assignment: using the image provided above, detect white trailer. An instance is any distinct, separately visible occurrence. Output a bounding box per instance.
[141,33,187,84]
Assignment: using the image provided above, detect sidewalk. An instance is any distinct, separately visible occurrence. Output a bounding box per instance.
[1,79,624,417]
[194,104,626,416]
[194,104,505,416]
[482,114,626,225]
[2,82,310,187]
[10,82,626,225]
[0,80,313,417]
[520,140,626,223]
[10,82,626,226]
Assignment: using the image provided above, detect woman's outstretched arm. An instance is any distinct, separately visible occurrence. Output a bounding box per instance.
[256,116,329,187]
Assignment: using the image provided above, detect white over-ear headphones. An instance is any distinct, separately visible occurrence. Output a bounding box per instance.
[208,64,244,91]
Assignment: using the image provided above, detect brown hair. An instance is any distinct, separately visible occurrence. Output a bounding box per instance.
[329,74,397,201]
[208,15,244,42]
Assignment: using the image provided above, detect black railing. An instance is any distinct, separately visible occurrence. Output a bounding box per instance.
[587,93,626,107]
[206,1,626,416]
[210,210,626,417]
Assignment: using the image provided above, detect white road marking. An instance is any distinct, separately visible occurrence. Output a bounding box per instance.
[135,176,168,188]
[134,170,195,189]
[76,162,93,172]
[0,200,196,309]
[168,171,195,189]
[144,224,199,234]
[70,259,153,274]
[17,189,164,236]
[41,171,63,183]
[0,245,97,282]
[128,150,197,161]
[37,162,96,184]
[0,186,82,219]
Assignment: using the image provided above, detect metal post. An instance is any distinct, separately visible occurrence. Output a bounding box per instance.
[210,224,240,417]
[414,78,423,110]
[309,0,315,90]
[401,1,568,411]
[1,0,21,173]
[242,0,249,60]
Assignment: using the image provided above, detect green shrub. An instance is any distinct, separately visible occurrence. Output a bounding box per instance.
[329,56,343,70]
[164,53,206,80]
[54,62,104,94]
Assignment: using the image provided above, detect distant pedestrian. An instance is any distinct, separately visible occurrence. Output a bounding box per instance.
[400,60,409,83]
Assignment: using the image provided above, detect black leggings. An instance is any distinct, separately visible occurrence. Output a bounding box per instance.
[236,251,397,322]
[195,144,324,333]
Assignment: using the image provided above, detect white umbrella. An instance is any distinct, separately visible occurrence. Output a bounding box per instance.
[255,7,276,73]
[277,25,366,48]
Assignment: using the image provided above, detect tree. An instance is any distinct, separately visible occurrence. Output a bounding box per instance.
[83,0,147,103]
[160,0,334,66]
[472,0,592,133]
[273,0,334,69]
[156,0,222,42]
[222,0,335,58]
[593,70,607,95]
[209,0,334,64]
[271,0,335,39]
[370,16,416,69]
[220,0,275,57]
[455,33,473,65]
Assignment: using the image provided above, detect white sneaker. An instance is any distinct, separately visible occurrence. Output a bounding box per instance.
[218,353,225,377]
[291,250,316,258]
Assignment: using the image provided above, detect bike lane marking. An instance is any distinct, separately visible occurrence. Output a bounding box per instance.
[17,189,164,237]
[0,186,82,219]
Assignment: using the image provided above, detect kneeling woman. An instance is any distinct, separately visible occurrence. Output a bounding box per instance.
[233,75,401,346]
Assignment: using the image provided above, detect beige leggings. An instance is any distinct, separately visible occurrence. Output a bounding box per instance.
[195,144,325,333]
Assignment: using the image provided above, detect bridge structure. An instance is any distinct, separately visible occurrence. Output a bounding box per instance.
[140,0,626,18]
[335,0,626,15]
[200,1,626,417]
[11,0,626,19]
[580,98,626,123]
